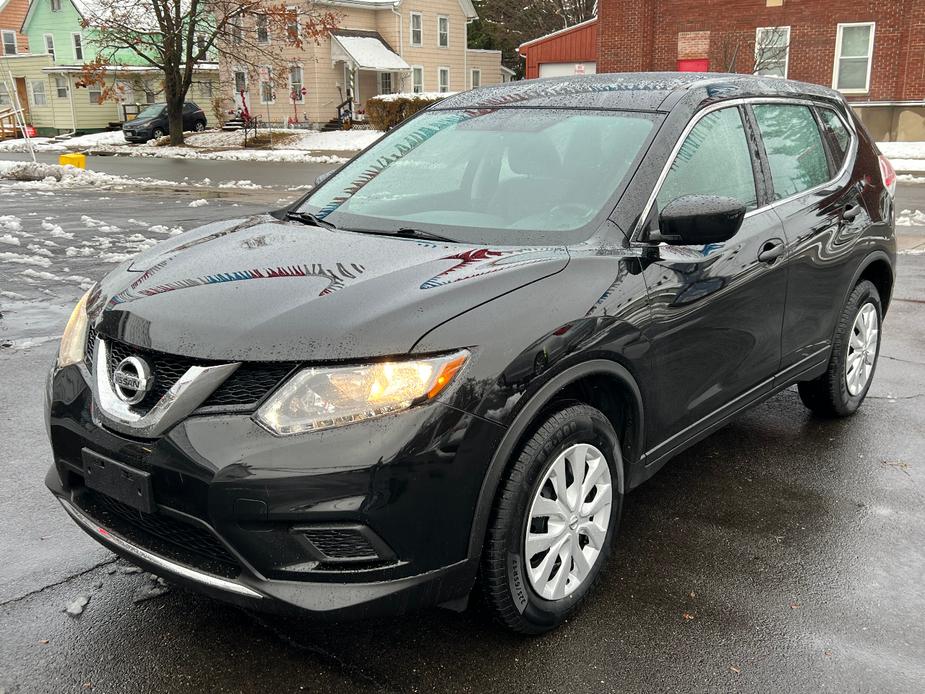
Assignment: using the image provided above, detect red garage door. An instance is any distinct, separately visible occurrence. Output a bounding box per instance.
[677,58,709,72]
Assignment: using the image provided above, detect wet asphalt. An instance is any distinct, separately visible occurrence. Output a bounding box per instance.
[0,182,923,693]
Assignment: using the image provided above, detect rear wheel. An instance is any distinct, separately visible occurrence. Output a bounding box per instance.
[193,120,206,132]
[798,280,882,417]
[481,404,623,634]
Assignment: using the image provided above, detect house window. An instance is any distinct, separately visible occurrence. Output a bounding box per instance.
[834,22,875,93]
[50,0,61,11]
[2,30,17,56]
[55,76,68,98]
[438,67,449,93]
[412,66,423,93]
[230,20,243,45]
[256,15,270,45]
[89,85,102,104]
[287,7,299,41]
[72,33,83,61]
[289,65,303,101]
[234,70,247,94]
[410,12,422,47]
[30,80,47,106]
[199,80,214,98]
[437,16,449,48]
[379,72,392,94]
[195,35,208,55]
[260,67,274,103]
[471,69,481,88]
[44,33,55,60]
[754,26,789,78]
[0,83,10,107]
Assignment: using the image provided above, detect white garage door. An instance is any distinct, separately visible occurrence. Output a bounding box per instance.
[538,62,597,78]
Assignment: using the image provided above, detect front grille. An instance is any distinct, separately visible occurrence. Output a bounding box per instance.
[300,527,381,561]
[85,327,96,371]
[87,333,296,414]
[77,489,241,578]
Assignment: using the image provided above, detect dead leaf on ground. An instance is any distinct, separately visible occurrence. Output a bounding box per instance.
[729,665,741,674]
[682,611,696,620]
[789,602,801,609]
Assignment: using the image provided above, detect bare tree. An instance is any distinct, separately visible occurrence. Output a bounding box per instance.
[80,1,338,145]
[718,26,790,75]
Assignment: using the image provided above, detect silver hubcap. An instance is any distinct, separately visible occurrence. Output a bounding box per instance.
[525,443,612,600]
[846,303,878,396]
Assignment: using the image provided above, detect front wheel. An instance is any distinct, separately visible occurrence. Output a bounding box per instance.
[798,280,882,417]
[151,128,165,141]
[481,404,623,634]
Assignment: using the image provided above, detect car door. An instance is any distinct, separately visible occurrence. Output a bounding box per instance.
[638,104,788,460]
[750,102,871,379]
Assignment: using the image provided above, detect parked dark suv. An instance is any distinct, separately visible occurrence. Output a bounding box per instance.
[122,102,207,143]
[47,73,896,633]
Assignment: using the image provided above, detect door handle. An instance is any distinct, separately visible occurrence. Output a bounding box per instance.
[758,238,785,264]
[842,203,861,222]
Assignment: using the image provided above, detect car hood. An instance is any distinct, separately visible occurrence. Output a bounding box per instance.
[90,215,570,360]
[126,118,155,127]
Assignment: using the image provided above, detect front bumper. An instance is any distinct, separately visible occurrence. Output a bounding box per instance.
[122,131,150,142]
[45,359,505,619]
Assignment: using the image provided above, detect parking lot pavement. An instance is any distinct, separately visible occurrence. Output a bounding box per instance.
[1,188,923,693]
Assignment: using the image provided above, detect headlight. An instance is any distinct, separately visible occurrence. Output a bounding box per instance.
[57,290,91,368]
[255,350,469,436]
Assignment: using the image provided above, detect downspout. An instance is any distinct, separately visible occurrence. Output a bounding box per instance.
[390,1,403,91]
[67,72,77,135]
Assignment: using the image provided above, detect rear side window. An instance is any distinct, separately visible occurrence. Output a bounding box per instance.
[818,107,852,170]
[753,104,830,199]
[656,107,758,212]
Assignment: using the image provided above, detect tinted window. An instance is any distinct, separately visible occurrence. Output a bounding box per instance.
[753,104,830,199]
[657,107,758,212]
[302,109,657,245]
[818,108,851,169]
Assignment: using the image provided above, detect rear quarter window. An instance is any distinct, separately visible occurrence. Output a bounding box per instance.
[818,107,852,170]
[753,104,830,200]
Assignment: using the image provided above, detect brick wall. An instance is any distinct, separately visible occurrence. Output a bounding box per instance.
[598,0,925,102]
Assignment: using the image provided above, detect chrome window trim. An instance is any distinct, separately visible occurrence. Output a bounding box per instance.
[58,498,263,599]
[631,96,858,243]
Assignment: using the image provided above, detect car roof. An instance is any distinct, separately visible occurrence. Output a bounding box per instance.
[435,72,845,113]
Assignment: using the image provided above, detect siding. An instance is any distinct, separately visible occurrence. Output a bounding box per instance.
[0,0,31,54]
[519,19,598,79]
[218,0,501,126]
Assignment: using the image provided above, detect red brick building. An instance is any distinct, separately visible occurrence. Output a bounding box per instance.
[597,0,925,139]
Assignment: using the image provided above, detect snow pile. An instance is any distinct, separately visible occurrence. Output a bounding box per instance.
[0,233,21,245]
[879,141,925,175]
[896,209,925,226]
[0,161,176,191]
[1,215,23,231]
[370,92,454,103]
[188,199,209,207]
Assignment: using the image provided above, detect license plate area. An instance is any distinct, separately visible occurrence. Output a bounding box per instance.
[82,449,155,514]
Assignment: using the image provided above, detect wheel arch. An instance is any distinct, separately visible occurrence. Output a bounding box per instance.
[467,359,645,562]
[853,252,894,316]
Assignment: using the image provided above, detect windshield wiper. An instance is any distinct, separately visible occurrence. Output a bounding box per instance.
[286,210,337,230]
[392,227,455,243]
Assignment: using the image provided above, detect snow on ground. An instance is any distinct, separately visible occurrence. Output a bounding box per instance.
[879,142,925,175]
[0,127,377,163]
[896,209,925,226]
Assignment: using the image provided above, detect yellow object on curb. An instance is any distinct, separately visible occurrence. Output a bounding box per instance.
[59,153,86,169]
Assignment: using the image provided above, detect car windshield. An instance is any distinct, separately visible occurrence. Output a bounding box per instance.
[136,104,165,119]
[300,108,658,245]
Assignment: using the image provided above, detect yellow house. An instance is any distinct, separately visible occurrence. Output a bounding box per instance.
[220,0,505,127]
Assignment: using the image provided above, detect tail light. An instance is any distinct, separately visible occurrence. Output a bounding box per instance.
[878,154,897,198]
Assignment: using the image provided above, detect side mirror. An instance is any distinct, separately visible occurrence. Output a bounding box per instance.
[655,195,746,246]
[314,170,334,187]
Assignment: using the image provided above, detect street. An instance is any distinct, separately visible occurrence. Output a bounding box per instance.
[0,170,924,693]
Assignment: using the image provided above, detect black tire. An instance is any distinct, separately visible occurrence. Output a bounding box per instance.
[798,280,882,417]
[194,121,206,132]
[151,128,165,140]
[481,403,624,634]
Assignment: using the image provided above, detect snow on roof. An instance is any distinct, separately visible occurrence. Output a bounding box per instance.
[517,17,598,53]
[331,32,410,72]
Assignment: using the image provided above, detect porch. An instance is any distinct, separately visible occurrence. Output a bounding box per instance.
[330,29,410,125]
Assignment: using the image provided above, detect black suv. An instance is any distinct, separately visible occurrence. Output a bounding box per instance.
[47,74,896,634]
[122,102,207,143]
